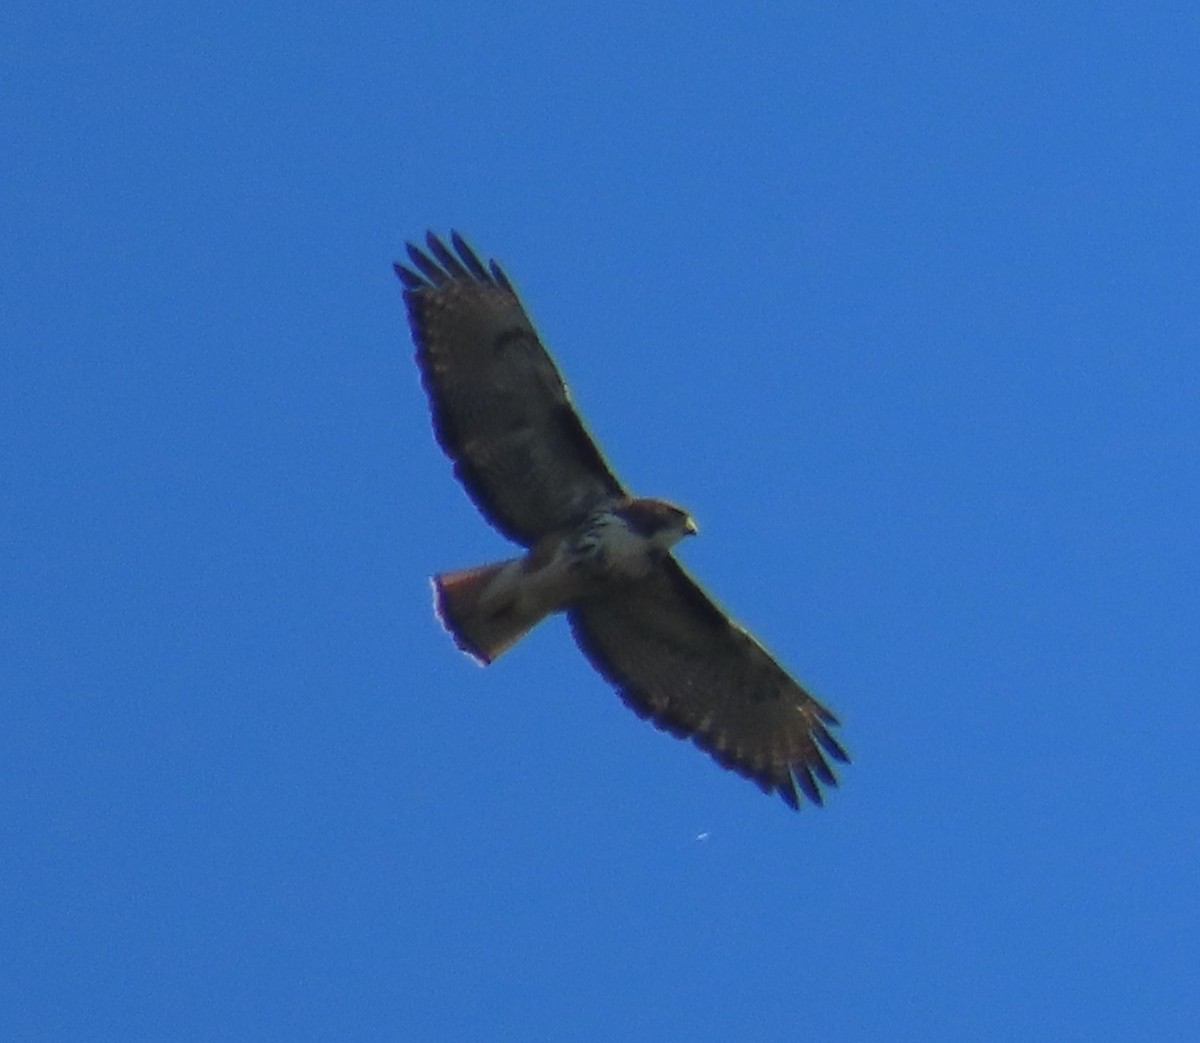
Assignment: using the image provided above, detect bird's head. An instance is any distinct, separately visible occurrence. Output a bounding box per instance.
[617,497,698,550]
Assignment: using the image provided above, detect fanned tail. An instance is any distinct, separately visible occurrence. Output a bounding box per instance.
[433,560,547,665]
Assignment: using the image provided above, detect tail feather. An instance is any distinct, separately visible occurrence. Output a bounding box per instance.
[433,560,546,665]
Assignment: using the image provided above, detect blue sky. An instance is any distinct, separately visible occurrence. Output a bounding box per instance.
[4,2,1198,1039]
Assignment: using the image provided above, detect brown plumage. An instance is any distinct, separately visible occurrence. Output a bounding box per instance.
[398,231,624,547]
[397,232,849,811]
[434,562,533,664]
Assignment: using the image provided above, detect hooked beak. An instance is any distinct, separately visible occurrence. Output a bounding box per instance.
[684,517,699,536]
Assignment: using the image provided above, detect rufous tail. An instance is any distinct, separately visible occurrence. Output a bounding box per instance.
[433,560,547,665]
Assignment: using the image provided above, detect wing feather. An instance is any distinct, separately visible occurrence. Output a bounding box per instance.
[450,231,492,281]
[568,559,848,810]
[397,232,626,545]
[405,239,451,285]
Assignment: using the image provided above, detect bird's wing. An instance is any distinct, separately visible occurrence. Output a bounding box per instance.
[397,232,626,547]
[568,558,848,809]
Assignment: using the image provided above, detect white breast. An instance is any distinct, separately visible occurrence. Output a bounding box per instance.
[574,512,658,579]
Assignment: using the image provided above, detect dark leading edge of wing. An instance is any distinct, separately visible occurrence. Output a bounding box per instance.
[568,558,849,810]
[396,232,627,547]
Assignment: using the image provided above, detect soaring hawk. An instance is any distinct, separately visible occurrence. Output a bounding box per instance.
[396,232,848,810]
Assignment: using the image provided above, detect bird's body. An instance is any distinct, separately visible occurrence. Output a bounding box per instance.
[435,498,697,664]
[396,232,848,810]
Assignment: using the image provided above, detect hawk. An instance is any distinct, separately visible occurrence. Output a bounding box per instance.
[396,232,848,810]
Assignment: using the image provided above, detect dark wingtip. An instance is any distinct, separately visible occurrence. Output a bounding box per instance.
[426,236,459,275]
[778,777,801,811]
[394,260,424,290]
[810,753,838,787]
[816,726,851,764]
[792,765,824,807]
[404,239,448,286]
[395,231,510,292]
[450,230,493,282]
[490,260,514,292]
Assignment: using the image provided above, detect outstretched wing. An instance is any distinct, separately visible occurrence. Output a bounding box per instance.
[568,559,849,810]
[397,232,626,547]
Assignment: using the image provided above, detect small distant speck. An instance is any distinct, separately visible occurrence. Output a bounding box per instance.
[695,832,710,841]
